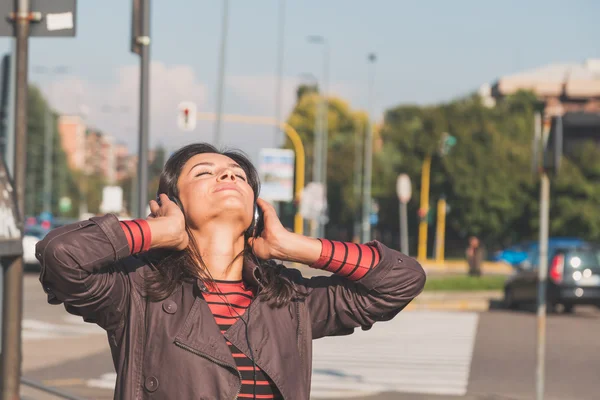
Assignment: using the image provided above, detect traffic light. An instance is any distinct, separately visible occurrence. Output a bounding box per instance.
[177,101,197,131]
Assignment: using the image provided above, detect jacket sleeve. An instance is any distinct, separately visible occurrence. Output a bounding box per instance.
[296,241,426,339]
[36,214,135,332]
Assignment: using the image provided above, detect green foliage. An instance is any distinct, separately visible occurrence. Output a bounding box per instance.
[424,275,507,291]
[284,93,366,236]
[25,86,81,218]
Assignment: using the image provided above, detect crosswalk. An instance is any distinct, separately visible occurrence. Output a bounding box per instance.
[22,315,105,341]
[77,311,480,397]
[310,311,480,398]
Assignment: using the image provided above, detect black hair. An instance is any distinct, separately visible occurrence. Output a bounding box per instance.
[143,143,300,307]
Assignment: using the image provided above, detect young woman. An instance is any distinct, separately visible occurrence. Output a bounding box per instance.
[37,143,426,400]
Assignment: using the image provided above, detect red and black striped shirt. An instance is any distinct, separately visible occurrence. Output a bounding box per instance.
[119,220,382,398]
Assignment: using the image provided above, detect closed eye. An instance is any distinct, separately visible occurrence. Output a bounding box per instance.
[195,171,210,177]
[236,174,247,181]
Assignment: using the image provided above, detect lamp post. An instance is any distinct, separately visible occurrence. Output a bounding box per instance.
[361,52,377,243]
[214,0,230,147]
[307,35,329,237]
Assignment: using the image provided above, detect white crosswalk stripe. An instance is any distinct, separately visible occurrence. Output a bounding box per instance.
[310,311,479,398]
[79,311,479,397]
[22,315,104,341]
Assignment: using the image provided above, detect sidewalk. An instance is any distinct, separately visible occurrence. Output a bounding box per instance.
[421,260,513,276]
[406,290,503,312]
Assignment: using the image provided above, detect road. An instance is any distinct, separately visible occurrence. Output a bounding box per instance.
[15,273,600,400]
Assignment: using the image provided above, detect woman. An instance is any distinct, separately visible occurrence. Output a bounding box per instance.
[37,143,426,400]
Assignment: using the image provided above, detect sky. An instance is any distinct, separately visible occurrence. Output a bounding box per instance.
[1,0,599,163]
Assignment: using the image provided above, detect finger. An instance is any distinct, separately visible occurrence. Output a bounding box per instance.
[256,198,275,214]
[149,199,160,216]
[158,193,170,208]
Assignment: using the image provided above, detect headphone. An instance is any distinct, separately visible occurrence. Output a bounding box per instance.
[157,195,264,238]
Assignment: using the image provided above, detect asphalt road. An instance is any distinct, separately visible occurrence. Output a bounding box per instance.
[16,273,600,400]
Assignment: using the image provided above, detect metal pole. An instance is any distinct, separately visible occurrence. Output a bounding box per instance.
[214,0,229,148]
[42,104,52,213]
[273,0,285,144]
[353,118,363,242]
[361,53,376,243]
[435,198,446,263]
[319,43,329,237]
[417,154,432,260]
[536,112,550,400]
[136,0,151,219]
[2,0,30,397]
[400,201,408,255]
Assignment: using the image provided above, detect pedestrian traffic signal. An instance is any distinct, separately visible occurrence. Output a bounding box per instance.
[177,101,197,131]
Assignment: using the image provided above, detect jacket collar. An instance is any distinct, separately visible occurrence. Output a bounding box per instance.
[194,254,262,293]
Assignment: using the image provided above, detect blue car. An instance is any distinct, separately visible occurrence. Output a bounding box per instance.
[496,238,587,267]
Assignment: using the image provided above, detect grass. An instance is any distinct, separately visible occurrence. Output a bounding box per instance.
[424,275,507,292]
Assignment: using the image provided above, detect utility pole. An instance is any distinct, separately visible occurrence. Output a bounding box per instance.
[536,112,549,400]
[361,53,376,243]
[214,0,229,148]
[1,1,29,396]
[353,118,363,242]
[273,0,285,144]
[133,0,151,218]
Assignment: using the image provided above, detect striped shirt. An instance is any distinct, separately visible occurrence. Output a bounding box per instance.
[205,281,281,399]
[119,220,382,398]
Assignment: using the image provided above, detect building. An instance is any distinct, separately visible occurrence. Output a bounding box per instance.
[58,115,118,183]
[486,58,600,116]
[57,115,86,171]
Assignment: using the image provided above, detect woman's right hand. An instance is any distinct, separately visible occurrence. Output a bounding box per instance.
[147,194,189,251]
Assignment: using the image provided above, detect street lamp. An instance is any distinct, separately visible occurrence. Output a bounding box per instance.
[32,65,69,215]
[307,35,329,237]
[214,0,230,148]
[361,52,377,243]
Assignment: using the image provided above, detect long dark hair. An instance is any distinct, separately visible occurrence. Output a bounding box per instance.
[143,143,299,307]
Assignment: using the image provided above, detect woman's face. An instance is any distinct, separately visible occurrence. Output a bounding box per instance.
[176,152,255,232]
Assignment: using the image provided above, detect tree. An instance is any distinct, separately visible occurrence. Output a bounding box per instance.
[284,88,367,239]
[25,85,80,218]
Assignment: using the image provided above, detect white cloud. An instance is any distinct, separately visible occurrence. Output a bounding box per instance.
[41,64,362,164]
[43,62,208,151]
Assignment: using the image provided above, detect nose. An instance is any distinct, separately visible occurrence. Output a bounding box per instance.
[217,168,236,182]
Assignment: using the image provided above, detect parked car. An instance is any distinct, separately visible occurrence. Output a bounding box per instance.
[22,225,49,268]
[503,244,600,313]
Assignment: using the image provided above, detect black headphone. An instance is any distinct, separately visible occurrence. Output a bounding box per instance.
[157,195,264,238]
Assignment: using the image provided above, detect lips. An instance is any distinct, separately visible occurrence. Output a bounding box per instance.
[214,183,240,193]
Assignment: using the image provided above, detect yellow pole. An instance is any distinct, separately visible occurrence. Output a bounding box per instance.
[435,198,446,263]
[417,154,432,261]
[196,112,305,235]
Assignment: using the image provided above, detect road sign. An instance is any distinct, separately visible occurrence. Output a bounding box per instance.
[0,0,77,37]
[258,148,295,202]
[0,154,22,257]
[396,174,412,203]
[59,196,72,213]
[177,101,197,131]
[299,182,326,221]
[100,186,123,214]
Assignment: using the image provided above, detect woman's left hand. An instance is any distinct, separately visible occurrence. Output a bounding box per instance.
[247,198,293,260]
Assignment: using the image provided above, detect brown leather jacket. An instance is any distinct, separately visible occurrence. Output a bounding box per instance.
[36,214,426,399]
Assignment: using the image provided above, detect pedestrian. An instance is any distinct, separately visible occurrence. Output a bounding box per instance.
[466,236,485,277]
[37,143,426,400]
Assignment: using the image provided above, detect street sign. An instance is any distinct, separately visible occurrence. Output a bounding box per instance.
[177,101,197,131]
[299,182,326,221]
[59,196,72,213]
[396,174,412,203]
[100,186,124,214]
[0,154,22,257]
[0,0,77,37]
[258,148,295,202]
